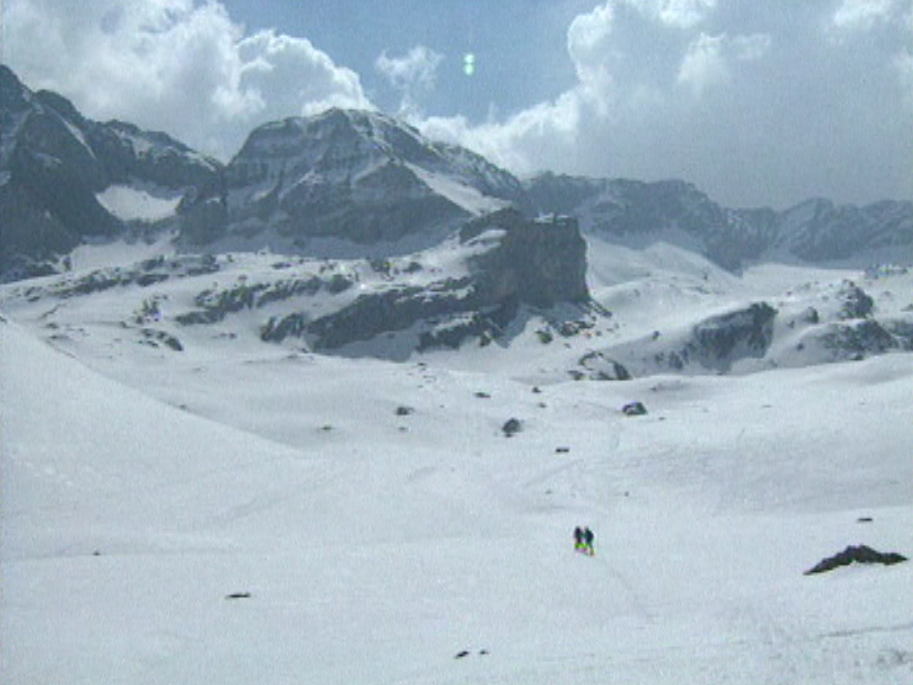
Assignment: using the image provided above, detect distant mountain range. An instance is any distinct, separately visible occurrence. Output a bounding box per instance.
[1,63,911,283]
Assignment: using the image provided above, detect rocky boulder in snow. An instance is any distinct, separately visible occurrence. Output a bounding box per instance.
[604,302,778,375]
[818,320,903,361]
[804,545,907,575]
[502,418,523,437]
[836,281,875,320]
[691,303,777,366]
[572,351,632,381]
[622,401,648,416]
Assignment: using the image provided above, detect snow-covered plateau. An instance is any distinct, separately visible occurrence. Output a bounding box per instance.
[2,233,911,684]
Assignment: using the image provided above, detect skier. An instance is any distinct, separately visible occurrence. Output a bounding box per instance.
[573,526,584,552]
[583,527,595,556]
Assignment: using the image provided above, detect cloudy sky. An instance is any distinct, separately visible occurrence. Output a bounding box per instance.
[2,0,910,208]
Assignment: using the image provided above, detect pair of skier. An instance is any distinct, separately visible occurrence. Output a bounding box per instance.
[573,526,595,556]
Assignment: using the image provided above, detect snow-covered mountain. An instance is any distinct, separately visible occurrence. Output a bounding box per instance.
[522,173,913,269]
[179,108,523,250]
[3,65,911,285]
[0,65,221,281]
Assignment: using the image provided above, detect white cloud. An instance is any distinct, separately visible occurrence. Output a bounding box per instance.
[566,2,617,114]
[375,45,444,116]
[375,46,443,93]
[677,32,771,96]
[831,0,899,31]
[419,91,583,176]
[567,2,615,71]
[1,0,372,160]
[677,33,730,96]
[625,0,718,28]
[238,31,371,119]
[416,0,721,175]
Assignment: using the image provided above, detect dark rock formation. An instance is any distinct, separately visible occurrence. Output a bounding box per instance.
[804,545,907,575]
[256,210,590,352]
[836,281,875,320]
[461,209,589,308]
[690,303,777,367]
[574,351,631,381]
[820,319,901,360]
[622,401,648,416]
[502,418,523,437]
[608,302,778,376]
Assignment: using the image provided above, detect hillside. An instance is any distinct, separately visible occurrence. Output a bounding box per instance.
[3,278,912,683]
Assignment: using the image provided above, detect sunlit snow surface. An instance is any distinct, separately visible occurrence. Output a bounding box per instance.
[1,236,912,684]
[96,184,183,222]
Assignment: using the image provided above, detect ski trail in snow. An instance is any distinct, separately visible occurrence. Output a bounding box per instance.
[585,551,654,621]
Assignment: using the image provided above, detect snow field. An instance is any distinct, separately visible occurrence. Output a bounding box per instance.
[2,309,912,683]
[2,235,912,682]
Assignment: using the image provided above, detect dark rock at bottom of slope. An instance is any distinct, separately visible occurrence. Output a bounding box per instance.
[804,545,907,575]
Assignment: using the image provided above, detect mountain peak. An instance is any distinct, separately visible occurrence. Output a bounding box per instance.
[235,106,436,170]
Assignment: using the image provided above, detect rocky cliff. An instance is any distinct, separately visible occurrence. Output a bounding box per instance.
[0,66,220,281]
[523,173,912,270]
[246,208,590,352]
[180,108,523,249]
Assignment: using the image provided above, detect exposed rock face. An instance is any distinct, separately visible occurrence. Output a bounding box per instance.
[181,108,523,248]
[819,320,904,360]
[836,281,875,320]
[522,173,912,270]
[603,302,778,375]
[0,65,221,281]
[461,209,589,309]
[259,210,590,351]
[172,210,591,354]
[573,351,632,381]
[288,279,475,350]
[691,303,778,366]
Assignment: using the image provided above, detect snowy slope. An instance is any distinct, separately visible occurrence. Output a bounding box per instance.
[96,184,183,222]
[3,242,913,683]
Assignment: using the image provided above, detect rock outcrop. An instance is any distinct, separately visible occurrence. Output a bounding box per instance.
[805,545,907,575]
[602,302,778,375]
[259,209,590,351]
[170,209,592,354]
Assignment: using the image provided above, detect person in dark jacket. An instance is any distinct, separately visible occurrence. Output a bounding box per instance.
[574,526,584,552]
[583,527,595,556]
